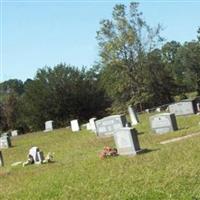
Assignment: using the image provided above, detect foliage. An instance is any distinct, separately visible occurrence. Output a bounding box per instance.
[21,64,109,131]
[96,3,176,112]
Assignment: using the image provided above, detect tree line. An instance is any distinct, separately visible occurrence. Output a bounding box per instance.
[0,2,200,133]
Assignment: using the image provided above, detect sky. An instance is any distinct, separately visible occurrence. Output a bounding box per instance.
[1,0,200,82]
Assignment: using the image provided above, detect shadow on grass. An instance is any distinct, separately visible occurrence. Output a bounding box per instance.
[137,148,160,155]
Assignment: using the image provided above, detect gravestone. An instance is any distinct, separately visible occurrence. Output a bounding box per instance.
[114,128,141,156]
[86,123,91,130]
[11,130,18,137]
[89,117,97,133]
[0,151,4,166]
[169,100,194,116]
[44,120,53,132]
[128,106,139,126]
[150,113,178,134]
[70,119,80,132]
[156,107,161,112]
[0,136,11,149]
[35,151,45,164]
[95,115,127,137]
[29,147,44,164]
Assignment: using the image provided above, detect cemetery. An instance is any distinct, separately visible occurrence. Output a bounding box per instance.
[0,1,200,199]
[1,111,200,200]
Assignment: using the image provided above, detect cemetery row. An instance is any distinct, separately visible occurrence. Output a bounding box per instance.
[1,98,200,167]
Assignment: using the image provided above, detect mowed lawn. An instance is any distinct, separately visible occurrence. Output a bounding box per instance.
[1,113,200,200]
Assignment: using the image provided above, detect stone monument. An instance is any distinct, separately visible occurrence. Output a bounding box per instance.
[128,106,139,126]
[44,120,54,132]
[11,130,18,137]
[0,135,11,149]
[114,127,141,156]
[89,117,97,133]
[70,119,80,132]
[149,113,178,134]
[95,115,127,137]
[0,151,4,166]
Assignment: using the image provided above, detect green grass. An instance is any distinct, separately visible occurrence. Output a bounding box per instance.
[1,113,200,200]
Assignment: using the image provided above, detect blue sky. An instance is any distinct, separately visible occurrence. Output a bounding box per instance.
[1,0,200,81]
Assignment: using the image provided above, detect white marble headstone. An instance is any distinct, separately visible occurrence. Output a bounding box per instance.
[89,117,97,133]
[128,106,139,126]
[11,130,18,137]
[70,119,80,132]
[44,120,53,132]
[86,123,92,130]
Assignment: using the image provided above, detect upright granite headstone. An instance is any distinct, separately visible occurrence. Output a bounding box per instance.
[11,130,18,137]
[128,106,139,126]
[0,136,11,149]
[114,128,141,156]
[89,117,97,133]
[150,113,178,134]
[169,100,194,116]
[95,115,127,137]
[44,120,53,132]
[70,119,80,132]
[0,151,4,166]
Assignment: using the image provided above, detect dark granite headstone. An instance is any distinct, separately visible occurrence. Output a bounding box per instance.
[0,151,4,166]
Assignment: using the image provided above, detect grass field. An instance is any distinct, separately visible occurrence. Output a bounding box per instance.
[1,113,200,200]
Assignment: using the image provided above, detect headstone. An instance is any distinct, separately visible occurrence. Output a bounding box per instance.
[156,107,161,112]
[11,130,18,137]
[149,113,178,134]
[89,117,97,133]
[29,147,44,164]
[145,109,149,113]
[128,106,139,126]
[197,103,200,112]
[95,115,127,137]
[35,151,44,164]
[70,119,80,132]
[44,120,53,132]
[114,127,141,156]
[0,151,4,166]
[169,100,194,116]
[86,123,91,130]
[0,136,11,149]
